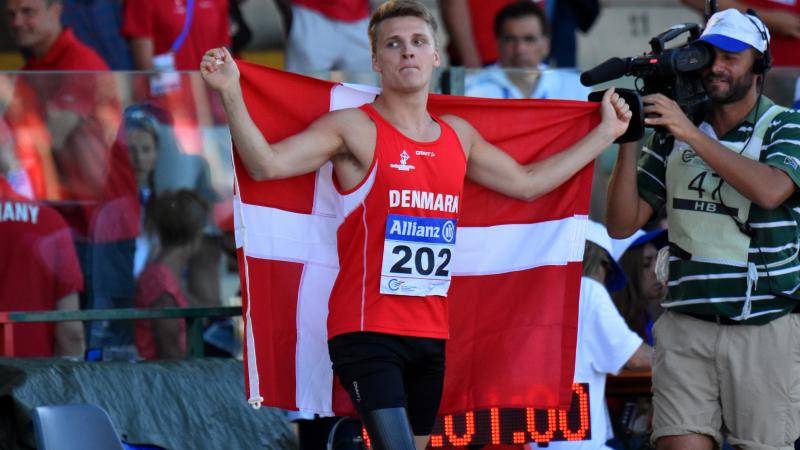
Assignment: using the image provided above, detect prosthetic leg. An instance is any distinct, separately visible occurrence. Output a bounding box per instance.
[359,407,416,450]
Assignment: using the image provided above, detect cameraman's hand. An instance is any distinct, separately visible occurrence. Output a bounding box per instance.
[600,87,633,139]
[201,47,240,95]
[643,94,697,142]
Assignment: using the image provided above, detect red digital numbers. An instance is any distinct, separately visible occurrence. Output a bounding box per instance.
[428,383,590,447]
[360,383,591,448]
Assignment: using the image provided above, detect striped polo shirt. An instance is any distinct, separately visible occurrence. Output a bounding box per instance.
[638,97,800,324]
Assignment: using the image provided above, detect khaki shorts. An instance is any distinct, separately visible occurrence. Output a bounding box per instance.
[651,311,800,450]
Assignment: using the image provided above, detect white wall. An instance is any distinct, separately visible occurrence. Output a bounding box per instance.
[577,3,704,69]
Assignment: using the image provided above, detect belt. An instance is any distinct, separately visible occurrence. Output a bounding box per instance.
[684,307,800,325]
[682,312,743,325]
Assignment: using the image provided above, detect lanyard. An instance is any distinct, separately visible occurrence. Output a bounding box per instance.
[170,0,196,53]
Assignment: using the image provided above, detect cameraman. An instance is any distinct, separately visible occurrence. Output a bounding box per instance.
[606,9,800,450]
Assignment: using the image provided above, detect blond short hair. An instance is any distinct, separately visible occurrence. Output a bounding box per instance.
[368,0,438,54]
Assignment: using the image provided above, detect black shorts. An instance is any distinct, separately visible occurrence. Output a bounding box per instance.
[328,331,446,436]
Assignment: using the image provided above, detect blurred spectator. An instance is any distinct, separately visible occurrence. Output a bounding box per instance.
[116,102,216,208]
[611,229,668,346]
[538,221,651,450]
[135,189,208,360]
[118,102,224,331]
[0,72,59,200]
[440,0,526,68]
[604,229,667,450]
[0,82,34,199]
[274,0,372,72]
[229,0,253,56]
[6,0,108,70]
[119,103,232,358]
[548,0,600,68]
[0,119,85,358]
[465,1,589,100]
[122,0,229,71]
[120,104,161,278]
[125,109,159,214]
[6,0,139,349]
[143,105,216,205]
[122,0,230,191]
[441,0,597,68]
[681,0,800,67]
[61,0,134,70]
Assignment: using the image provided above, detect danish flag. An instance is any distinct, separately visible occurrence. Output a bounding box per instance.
[232,62,599,416]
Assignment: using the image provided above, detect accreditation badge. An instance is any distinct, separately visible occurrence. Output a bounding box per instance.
[150,52,181,95]
[380,214,456,296]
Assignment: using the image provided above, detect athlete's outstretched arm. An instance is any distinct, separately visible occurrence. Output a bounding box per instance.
[201,47,346,181]
[451,88,632,201]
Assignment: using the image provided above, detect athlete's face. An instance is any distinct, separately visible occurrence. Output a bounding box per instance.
[701,47,758,105]
[372,16,440,93]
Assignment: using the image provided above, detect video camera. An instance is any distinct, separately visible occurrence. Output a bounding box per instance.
[581,23,714,142]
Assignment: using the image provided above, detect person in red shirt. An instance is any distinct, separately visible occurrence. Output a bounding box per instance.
[0,120,85,358]
[681,0,800,67]
[122,0,230,177]
[274,0,373,72]
[6,0,107,70]
[440,0,521,67]
[122,0,229,71]
[135,189,208,360]
[4,0,111,200]
[5,0,140,349]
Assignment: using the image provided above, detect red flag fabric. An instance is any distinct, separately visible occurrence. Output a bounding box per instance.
[232,62,599,416]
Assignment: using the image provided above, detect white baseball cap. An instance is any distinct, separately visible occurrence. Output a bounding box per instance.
[699,8,770,53]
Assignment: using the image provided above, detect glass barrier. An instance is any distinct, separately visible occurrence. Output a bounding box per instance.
[1,66,799,360]
[0,71,240,360]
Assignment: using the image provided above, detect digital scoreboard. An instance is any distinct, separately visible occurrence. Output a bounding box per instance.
[361,383,592,448]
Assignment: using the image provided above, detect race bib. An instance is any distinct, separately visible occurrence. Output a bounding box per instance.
[666,144,753,263]
[380,214,456,296]
[665,106,787,264]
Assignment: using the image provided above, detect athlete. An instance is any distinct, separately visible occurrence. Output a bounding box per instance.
[201,1,631,449]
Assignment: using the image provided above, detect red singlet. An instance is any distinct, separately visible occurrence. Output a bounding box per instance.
[327,104,467,340]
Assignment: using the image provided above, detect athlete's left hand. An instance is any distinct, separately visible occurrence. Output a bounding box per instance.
[642,93,697,142]
[600,87,633,139]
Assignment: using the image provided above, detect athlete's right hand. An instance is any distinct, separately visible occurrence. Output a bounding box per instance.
[200,47,240,94]
[599,87,632,140]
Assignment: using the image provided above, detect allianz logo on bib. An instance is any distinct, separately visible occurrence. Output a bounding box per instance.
[385,214,457,245]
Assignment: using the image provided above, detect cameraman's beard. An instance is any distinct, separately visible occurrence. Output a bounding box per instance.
[703,71,755,105]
